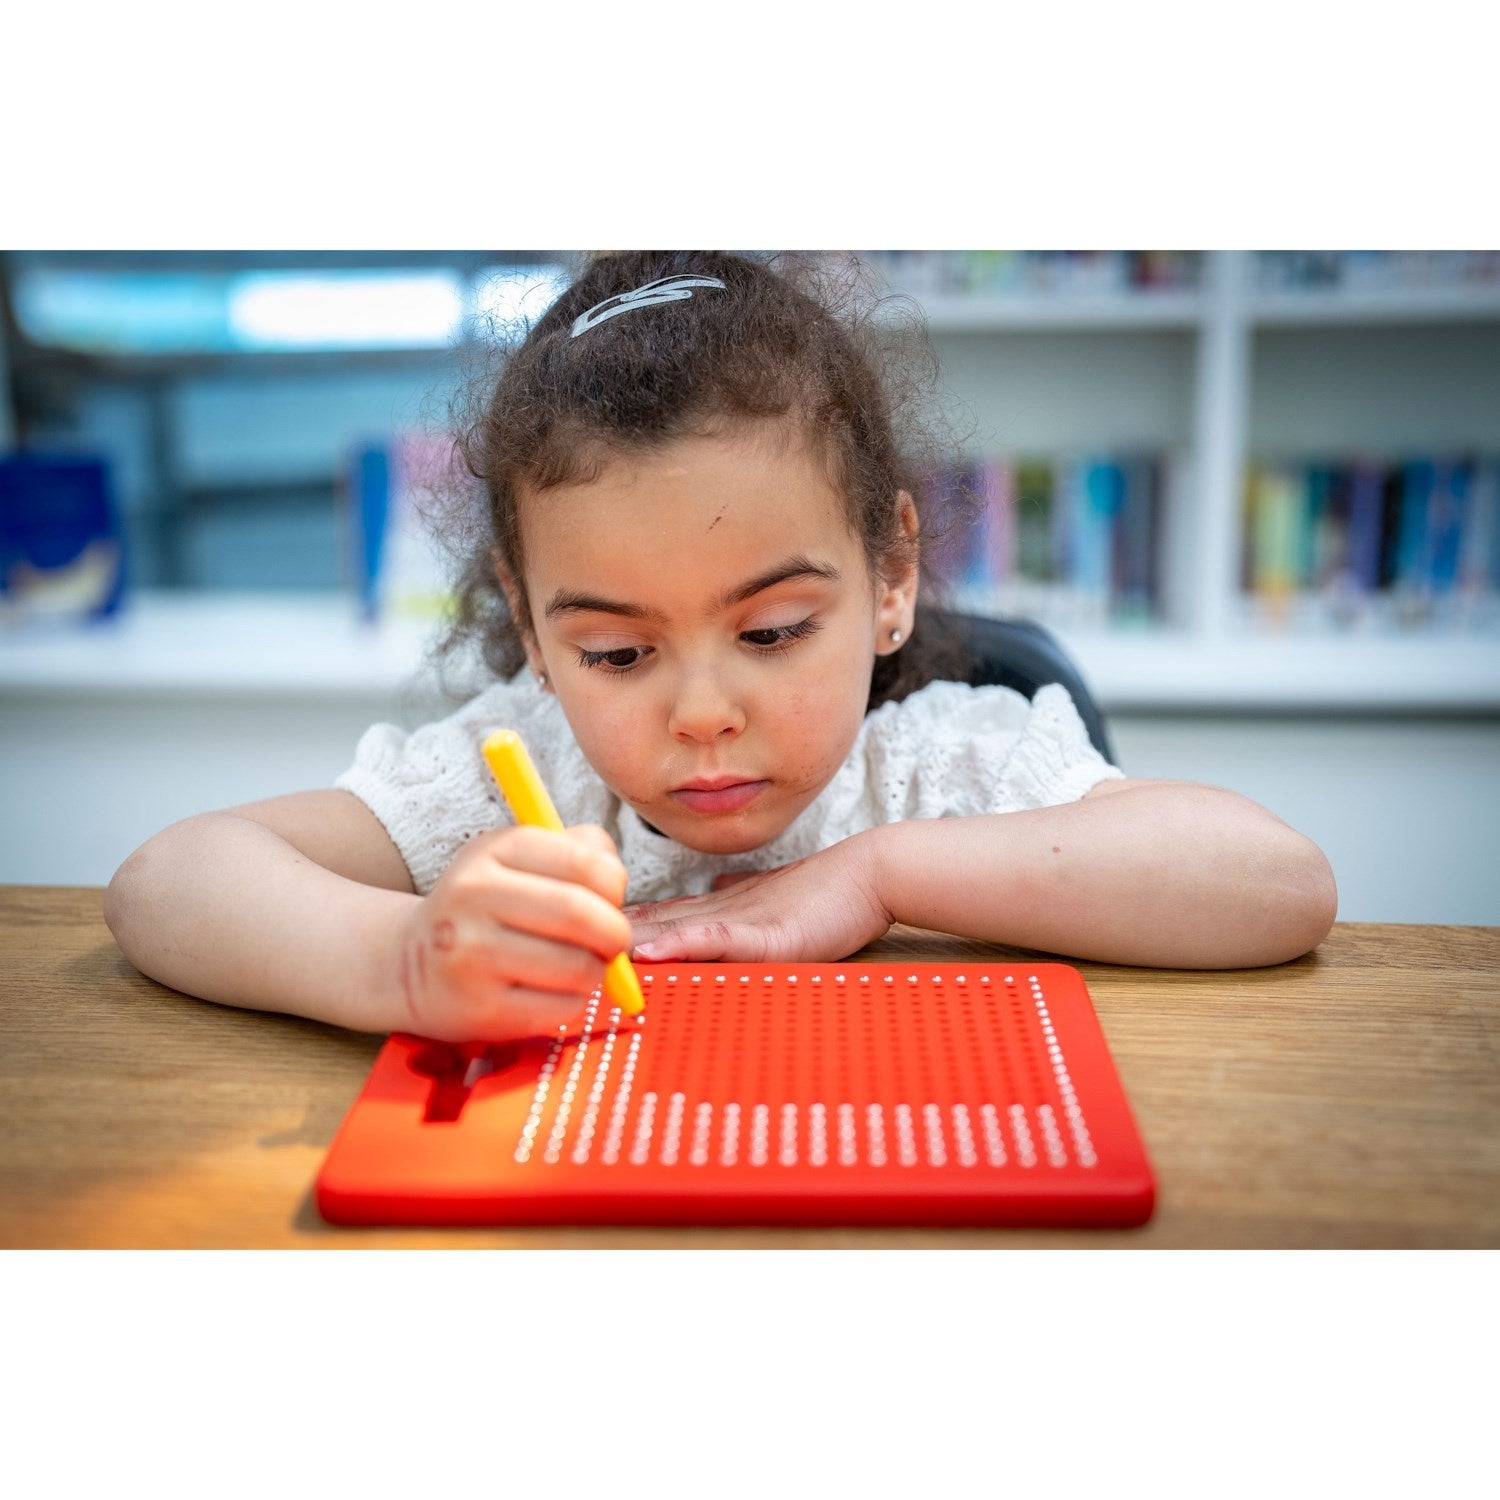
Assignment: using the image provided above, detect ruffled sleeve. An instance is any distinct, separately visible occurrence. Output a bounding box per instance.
[857,679,1124,823]
[334,677,613,895]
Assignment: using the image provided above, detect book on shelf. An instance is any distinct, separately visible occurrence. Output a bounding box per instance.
[930,450,1171,630]
[1241,454,1500,632]
[1254,250,1500,297]
[0,452,126,629]
[858,251,1201,301]
[344,432,465,623]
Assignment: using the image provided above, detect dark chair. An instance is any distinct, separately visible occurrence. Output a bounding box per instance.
[928,608,1118,767]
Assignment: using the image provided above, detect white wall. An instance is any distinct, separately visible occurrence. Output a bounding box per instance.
[1109,712,1500,925]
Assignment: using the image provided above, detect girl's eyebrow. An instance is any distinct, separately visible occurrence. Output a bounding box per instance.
[543,555,842,622]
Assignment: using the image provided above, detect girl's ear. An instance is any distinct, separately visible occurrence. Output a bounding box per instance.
[491,549,525,624]
[875,491,920,655]
[492,549,550,687]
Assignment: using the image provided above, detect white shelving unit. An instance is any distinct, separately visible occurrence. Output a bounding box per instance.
[897,250,1500,711]
[4,255,1499,916]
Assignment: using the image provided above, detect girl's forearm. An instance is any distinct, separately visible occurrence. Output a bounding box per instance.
[105,813,419,1033]
[863,783,1337,969]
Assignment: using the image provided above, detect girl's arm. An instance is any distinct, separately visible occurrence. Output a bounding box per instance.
[864,778,1337,969]
[105,789,634,1038]
[627,779,1338,970]
[105,791,422,1033]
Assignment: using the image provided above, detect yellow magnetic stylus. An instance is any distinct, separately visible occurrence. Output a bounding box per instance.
[481,729,645,1017]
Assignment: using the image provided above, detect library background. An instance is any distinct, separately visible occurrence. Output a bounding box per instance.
[2,250,1497,922]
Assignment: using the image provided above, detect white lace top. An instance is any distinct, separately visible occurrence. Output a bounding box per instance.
[335,677,1124,901]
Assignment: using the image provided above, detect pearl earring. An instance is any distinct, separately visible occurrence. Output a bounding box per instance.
[890,629,902,644]
[537,670,548,687]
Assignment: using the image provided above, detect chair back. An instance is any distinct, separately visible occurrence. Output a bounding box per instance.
[927,608,1118,766]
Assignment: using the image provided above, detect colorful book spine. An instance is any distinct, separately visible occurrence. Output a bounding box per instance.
[344,433,462,622]
[975,458,1014,588]
[349,443,390,622]
[938,450,1167,626]
[1345,461,1384,596]
[1239,453,1500,631]
[1459,461,1497,599]
[1072,457,1122,626]
[1395,459,1436,606]
[1014,459,1056,585]
[1112,453,1159,625]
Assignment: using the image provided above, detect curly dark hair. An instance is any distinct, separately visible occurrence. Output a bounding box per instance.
[434,250,980,710]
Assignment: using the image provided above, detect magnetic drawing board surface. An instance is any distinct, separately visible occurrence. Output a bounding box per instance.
[316,962,1155,1227]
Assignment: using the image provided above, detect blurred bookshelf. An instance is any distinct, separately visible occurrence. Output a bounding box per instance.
[3,250,1499,713]
[859,249,1500,711]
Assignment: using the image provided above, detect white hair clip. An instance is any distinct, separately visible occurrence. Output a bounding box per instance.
[570,273,727,338]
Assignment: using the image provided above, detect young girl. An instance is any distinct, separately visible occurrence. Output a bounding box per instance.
[105,250,1337,1044]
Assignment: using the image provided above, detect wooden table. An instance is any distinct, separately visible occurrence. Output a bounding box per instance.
[2,885,1496,1248]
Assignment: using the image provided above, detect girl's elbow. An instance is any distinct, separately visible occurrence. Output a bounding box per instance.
[103,846,147,949]
[104,832,170,954]
[1278,834,1339,961]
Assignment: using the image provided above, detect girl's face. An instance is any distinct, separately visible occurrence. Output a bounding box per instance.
[512,421,916,855]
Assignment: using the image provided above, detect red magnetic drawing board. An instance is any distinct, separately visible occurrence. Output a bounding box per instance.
[315,962,1155,1227]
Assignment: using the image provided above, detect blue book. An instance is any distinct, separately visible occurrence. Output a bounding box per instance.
[0,453,126,624]
[1395,459,1436,598]
[1378,466,1404,590]
[350,442,391,622]
[1428,458,1470,598]
[1346,461,1384,596]
[1111,453,1159,623]
[1073,459,1121,610]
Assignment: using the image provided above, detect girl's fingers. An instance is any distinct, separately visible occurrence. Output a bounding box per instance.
[480,824,627,908]
[565,823,628,902]
[472,922,609,997]
[453,857,633,961]
[447,985,601,1045]
[633,921,769,964]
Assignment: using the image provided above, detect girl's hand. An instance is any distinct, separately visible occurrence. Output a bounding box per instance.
[395,823,633,1043]
[625,833,892,964]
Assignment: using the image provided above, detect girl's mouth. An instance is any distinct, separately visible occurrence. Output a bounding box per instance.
[668,780,769,815]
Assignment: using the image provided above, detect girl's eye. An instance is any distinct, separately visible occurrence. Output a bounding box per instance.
[574,619,822,676]
[575,645,648,673]
[741,619,822,652]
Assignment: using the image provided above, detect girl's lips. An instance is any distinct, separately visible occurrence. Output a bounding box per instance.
[668,780,769,815]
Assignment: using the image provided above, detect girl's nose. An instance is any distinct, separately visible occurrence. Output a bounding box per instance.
[667,669,747,743]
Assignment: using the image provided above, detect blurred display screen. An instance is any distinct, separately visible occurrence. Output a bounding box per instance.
[11,264,569,354]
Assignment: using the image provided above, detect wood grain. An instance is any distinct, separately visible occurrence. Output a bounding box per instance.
[2,886,1496,1248]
